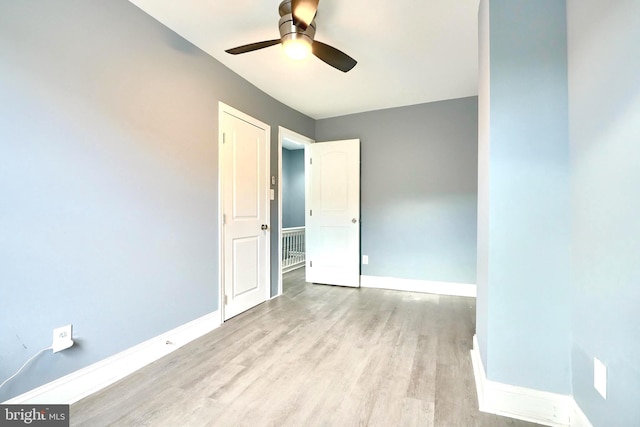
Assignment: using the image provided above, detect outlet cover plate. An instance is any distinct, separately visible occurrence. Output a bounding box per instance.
[52,324,74,353]
[594,357,607,399]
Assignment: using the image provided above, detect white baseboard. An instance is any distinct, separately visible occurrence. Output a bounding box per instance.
[570,399,594,427]
[360,275,476,297]
[4,311,220,405]
[471,336,593,427]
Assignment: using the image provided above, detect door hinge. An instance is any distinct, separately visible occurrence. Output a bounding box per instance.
[222,133,226,144]
[309,209,312,216]
[224,294,228,305]
[310,260,313,267]
[310,158,313,165]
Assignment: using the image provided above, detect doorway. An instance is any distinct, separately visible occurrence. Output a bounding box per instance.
[277,127,314,296]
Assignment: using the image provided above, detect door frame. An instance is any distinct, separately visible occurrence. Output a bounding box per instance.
[277,126,314,297]
[218,102,271,323]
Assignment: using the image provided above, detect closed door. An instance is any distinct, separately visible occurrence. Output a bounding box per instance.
[221,105,270,320]
[306,139,360,287]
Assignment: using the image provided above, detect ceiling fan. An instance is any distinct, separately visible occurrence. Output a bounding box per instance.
[225,0,357,73]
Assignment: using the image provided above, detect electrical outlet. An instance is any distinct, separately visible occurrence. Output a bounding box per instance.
[594,357,607,399]
[362,255,369,265]
[52,324,74,353]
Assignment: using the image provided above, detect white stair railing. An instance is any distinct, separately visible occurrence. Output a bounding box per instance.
[282,226,305,273]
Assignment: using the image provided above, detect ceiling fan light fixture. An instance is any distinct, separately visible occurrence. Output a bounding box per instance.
[282,35,312,60]
[278,12,315,61]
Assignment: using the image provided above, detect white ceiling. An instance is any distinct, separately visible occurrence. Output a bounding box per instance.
[128,0,480,120]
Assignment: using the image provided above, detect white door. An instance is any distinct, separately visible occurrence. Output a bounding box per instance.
[306,139,360,287]
[221,105,270,320]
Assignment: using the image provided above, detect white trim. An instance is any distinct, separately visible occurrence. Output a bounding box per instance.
[360,275,476,297]
[4,311,220,405]
[277,126,314,297]
[217,104,225,326]
[471,335,488,411]
[570,400,594,427]
[277,129,282,297]
[470,335,573,427]
[219,102,271,321]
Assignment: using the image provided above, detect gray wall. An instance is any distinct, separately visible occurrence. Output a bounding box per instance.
[568,0,640,424]
[477,0,572,395]
[0,0,313,401]
[281,148,305,228]
[478,0,640,421]
[316,98,478,285]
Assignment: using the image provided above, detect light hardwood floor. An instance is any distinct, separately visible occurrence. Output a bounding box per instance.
[71,269,541,426]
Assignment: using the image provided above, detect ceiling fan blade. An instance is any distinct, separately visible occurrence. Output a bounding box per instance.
[225,39,281,55]
[291,0,319,30]
[312,41,357,72]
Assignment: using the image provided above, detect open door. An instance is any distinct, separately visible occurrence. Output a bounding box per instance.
[305,139,360,287]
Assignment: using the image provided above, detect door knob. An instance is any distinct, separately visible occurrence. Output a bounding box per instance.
[261,224,268,230]
[352,218,357,224]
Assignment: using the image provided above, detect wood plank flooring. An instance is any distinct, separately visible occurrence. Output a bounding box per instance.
[70,269,541,426]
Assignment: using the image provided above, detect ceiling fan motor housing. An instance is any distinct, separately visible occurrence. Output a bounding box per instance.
[278,13,316,45]
[278,0,293,17]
